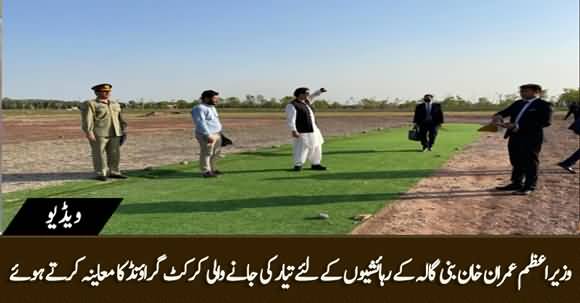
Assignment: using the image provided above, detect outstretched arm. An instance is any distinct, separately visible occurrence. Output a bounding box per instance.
[494,102,516,119]
[564,107,572,120]
[307,88,327,103]
[492,102,517,127]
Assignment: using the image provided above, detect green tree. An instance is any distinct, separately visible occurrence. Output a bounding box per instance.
[476,97,492,106]
[441,96,469,108]
[499,94,519,106]
[314,99,330,109]
[176,99,191,109]
[256,94,267,105]
[557,88,580,107]
[329,101,342,109]
[262,97,279,108]
[360,98,380,109]
[222,97,241,108]
[243,95,256,108]
[280,96,294,108]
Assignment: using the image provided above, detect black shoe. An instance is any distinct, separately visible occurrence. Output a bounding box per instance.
[496,183,523,191]
[213,170,223,175]
[513,187,535,196]
[109,173,128,179]
[202,171,217,178]
[311,165,327,171]
[96,176,108,181]
[557,162,576,174]
[293,166,303,171]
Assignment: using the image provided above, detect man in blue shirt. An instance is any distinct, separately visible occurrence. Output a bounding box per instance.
[192,90,223,178]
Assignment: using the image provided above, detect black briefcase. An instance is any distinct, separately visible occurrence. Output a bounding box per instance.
[408,126,420,141]
[221,133,233,147]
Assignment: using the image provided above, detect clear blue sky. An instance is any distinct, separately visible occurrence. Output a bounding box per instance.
[3,0,579,102]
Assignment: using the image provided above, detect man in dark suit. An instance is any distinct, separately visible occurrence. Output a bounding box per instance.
[413,94,444,151]
[564,102,579,121]
[557,117,580,174]
[493,84,553,195]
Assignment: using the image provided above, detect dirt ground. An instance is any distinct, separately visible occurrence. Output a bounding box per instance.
[1,112,417,192]
[2,111,578,235]
[353,118,580,235]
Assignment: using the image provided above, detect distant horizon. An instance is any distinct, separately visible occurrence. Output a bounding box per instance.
[2,86,574,105]
[4,0,579,102]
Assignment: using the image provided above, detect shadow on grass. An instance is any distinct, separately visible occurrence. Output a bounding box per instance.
[133,167,571,180]
[3,169,158,183]
[117,193,399,214]
[136,168,434,180]
[2,172,95,183]
[3,167,568,183]
[135,168,294,179]
[116,189,516,215]
[265,170,434,181]
[240,149,420,158]
[264,168,570,181]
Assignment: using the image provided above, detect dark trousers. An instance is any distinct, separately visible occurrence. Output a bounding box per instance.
[507,134,542,188]
[561,148,580,167]
[419,122,438,149]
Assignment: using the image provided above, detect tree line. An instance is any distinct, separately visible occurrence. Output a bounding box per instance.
[2,88,578,111]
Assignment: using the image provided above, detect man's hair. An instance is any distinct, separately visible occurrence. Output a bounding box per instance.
[294,87,310,98]
[519,84,542,92]
[424,94,434,99]
[201,90,219,100]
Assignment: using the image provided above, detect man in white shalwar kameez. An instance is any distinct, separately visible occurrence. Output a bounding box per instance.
[285,87,328,171]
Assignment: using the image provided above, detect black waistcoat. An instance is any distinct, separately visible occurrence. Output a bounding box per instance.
[291,100,315,133]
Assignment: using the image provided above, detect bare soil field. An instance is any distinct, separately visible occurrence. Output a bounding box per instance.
[2,111,578,235]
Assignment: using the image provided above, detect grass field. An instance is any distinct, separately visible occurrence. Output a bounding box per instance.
[2,124,480,234]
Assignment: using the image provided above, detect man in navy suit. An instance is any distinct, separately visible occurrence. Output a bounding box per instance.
[413,94,444,151]
[493,84,553,195]
[557,117,580,174]
[564,101,579,121]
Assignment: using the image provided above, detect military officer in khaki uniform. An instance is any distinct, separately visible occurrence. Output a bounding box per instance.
[80,83,128,181]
